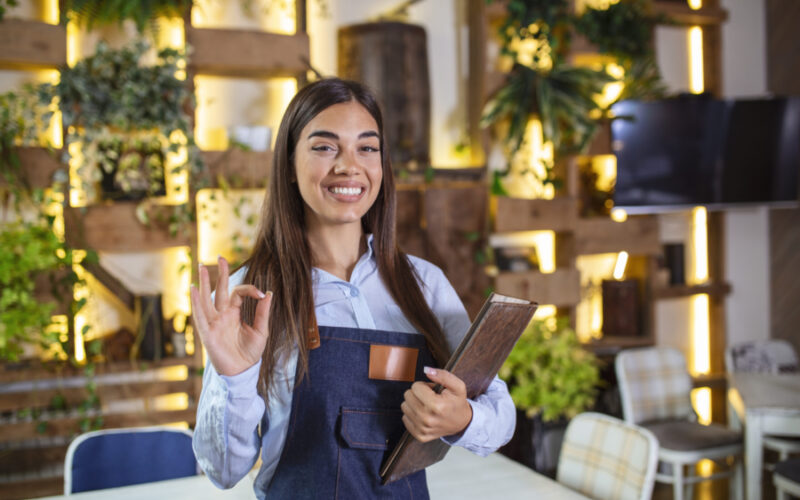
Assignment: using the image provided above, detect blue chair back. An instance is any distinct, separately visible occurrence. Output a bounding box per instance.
[65,426,198,494]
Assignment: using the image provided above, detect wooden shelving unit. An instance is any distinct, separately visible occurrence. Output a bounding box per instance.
[493,196,579,233]
[0,19,66,68]
[199,149,273,189]
[494,269,581,307]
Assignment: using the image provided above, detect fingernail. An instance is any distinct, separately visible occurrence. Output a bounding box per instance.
[424,366,436,376]
[257,290,266,299]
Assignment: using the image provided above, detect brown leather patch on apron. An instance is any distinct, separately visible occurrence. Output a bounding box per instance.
[368,344,419,382]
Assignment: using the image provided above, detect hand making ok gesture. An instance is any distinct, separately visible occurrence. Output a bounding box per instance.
[190,256,272,376]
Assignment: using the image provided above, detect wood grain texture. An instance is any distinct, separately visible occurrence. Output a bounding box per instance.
[186,27,309,77]
[0,147,65,189]
[766,0,800,95]
[573,215,660,255]
[64,203,193,252]
[0,19,66,68]
[493,197,578,233]
[199,149,272,190]
[494,269,580,307]
[769,207,800,357]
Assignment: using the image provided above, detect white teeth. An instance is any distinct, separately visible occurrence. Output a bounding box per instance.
[330,187,361,196]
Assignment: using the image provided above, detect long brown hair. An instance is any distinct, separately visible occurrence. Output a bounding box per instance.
[241,78,450,400]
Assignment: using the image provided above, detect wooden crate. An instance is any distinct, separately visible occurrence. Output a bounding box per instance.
[494,268,581,307]
[0,19,66,68]
[493,197,578,233]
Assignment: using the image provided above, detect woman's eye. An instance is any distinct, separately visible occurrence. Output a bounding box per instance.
[311,145,335,152]
[361,145,380,153]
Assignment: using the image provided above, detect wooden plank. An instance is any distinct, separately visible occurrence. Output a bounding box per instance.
[652,282,731,300]
[0,379,195,413]
[0,147,65,190]
[0,356,197,384]
[187,27,309,78]
[494,269,581,307]
[1,475,63,500]
[493,197,578,233]
[63,202,193,252]
[0,443,69,475]
[652,1,728,25]
[83,262,136,311]
[573,215,660,255]
[199,149,272,190]
[0,19,66,68]
[0,408,196,442]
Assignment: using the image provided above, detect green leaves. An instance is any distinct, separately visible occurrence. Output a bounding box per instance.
[499,318,601,422]
[61,0,187,34]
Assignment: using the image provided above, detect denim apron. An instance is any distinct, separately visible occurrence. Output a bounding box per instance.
[266,325,434,499]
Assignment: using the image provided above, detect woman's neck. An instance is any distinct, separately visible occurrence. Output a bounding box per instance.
[306,222,366,282]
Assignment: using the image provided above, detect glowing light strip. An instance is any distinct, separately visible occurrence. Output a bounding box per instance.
[688,0,703,10]
[613,251,629,280]
[692,293,710,375]
[689,27,704,94]
[693,387,712,424]
[693,206,708,283]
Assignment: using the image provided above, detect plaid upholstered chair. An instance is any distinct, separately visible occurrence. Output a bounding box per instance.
[773,458,800,500]
[616,347,743,500]
[726,339,800,470]
[556,412,658,500]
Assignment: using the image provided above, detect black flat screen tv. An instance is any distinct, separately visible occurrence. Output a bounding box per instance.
[611,95,800,212]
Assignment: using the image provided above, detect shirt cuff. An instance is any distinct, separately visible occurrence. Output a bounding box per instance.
[441,399,488,448]
[218,360,262,400]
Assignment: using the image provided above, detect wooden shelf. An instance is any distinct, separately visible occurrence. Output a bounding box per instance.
[653,1,729,26]
[187,27,309,78]
[583,335,655,356]
[494,268,581,307]
[493,196,578,233]
[692,372,727,390]
[0,19,66,68]
[573,215,661,255]
[63,202,193,252]
[0,147,64,189]
[199,149,273,190]
[652,282,732,300]
[0,356,198,384]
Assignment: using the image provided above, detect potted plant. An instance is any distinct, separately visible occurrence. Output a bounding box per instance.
[41,40,201,203]
[498,317,601,475]
[0,87,92,362]
[482,0,665,194]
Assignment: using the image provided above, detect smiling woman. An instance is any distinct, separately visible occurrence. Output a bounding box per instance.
[190,78,516,499]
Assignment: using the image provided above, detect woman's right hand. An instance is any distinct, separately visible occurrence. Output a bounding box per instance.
[190,256,272,377]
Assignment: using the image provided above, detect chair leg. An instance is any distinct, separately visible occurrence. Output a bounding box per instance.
[673,462,684,500]
[685,464,694,500]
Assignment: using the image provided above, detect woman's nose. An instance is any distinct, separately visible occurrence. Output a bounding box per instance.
[333,151,359,175]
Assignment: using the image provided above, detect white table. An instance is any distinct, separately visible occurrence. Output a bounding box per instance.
[728,372,800,500]
[38,445,588,499]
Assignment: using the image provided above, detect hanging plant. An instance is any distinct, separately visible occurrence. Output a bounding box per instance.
[574,0,655,62]
[60,0,189,33]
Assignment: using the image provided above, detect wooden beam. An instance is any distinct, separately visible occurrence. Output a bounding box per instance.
[0,379,195,413]
[573,215,661,255]
[0,19,66,68]
[0,147,65,190]
[63,202,193,252]
[652,282,731,300]
[198,149,272,190]
[186,27,310,78]
[0,356,196,384]
[494,268,581,307]
[0,408,196,442]
[493,197,578,233]
[652,2,728,26]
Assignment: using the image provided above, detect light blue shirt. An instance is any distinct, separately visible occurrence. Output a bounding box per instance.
[193,235,516,498]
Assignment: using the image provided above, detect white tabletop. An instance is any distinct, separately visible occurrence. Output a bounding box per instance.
[729,372,800,411]
[38,445,588,499]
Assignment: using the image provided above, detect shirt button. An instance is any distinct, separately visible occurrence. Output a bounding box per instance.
[350,288,359,297]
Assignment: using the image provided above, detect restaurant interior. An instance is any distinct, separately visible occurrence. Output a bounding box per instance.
[0,0,798,499]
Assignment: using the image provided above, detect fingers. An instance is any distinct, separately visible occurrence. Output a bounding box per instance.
[198,263,216,322]
[214,255,230,311]
[252,291,273,337]
[190,284,209,342]
[423,367,467,398]
[229,285,267,309]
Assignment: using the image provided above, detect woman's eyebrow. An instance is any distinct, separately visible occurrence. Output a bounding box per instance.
[307,130,379,140]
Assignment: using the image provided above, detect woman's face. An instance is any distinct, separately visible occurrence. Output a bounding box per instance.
[293,101,383,232]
